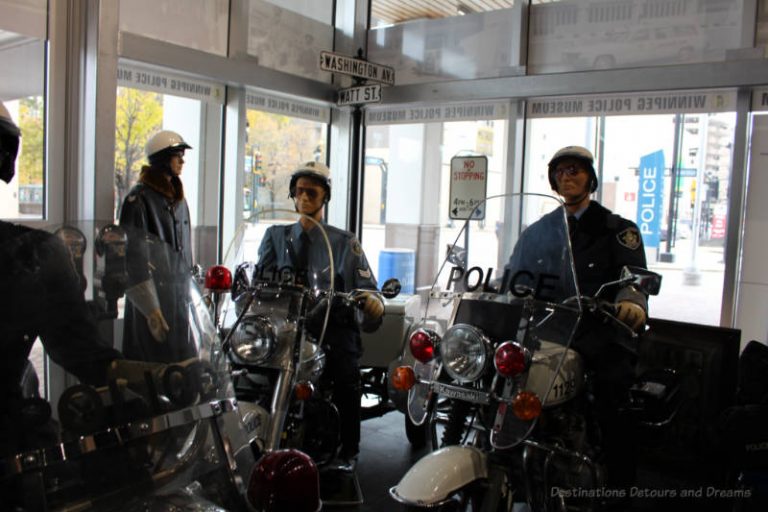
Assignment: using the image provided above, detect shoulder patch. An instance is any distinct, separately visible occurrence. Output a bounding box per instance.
[357,267,371,279]
[126,194,137,203]
[350,237,363,256]
[617,227,641,250]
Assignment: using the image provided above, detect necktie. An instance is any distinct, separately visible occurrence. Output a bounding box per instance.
[296,231,311,282]
[567,215,578,239]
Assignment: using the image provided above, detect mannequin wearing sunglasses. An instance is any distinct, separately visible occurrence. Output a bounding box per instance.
[256,161,384,469]
[504,145,649,499]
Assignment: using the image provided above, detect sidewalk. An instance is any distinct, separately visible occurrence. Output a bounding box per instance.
[647,240,725,325]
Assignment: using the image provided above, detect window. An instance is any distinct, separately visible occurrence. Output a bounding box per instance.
[0,28,46,220]
[115,63,225,267]
[526,90,737,326]
[224,91,329,263]
[362,105,509,295]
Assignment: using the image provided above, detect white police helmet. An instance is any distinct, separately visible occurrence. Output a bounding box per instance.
[289,161,332,203]
[145,130,192,159]
[547,145,598,193]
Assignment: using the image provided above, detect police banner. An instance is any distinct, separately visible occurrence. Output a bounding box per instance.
[366,101,511,125]
[636,150,665,249]
[528,90,736,118]
[245,89,330,124]
[117,64,224,105]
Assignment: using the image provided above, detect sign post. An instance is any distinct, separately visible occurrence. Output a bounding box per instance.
[319,49,395,232]
[449,156,488,220]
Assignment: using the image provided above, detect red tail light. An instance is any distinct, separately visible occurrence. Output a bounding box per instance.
[248,449,320,512]
[410,329,438,363]
[205,265,232,292]
[494,341,529,378]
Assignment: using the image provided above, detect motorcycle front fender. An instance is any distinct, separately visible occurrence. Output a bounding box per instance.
[389,445,488,507]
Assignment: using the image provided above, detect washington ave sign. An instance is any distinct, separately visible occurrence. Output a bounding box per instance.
[319,51,395,86]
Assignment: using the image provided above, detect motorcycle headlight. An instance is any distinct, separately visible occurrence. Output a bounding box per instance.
[440,324,491,383]
[230,315,276,364]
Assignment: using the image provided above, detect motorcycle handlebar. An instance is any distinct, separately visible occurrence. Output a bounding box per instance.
[565,295,638,338]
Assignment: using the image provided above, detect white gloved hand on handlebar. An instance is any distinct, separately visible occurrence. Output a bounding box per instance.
[615,300,646,332]
[352,290,384,332]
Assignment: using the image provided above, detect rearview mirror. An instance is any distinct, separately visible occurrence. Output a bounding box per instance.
[620,266,662,296]
[381,278,402,299]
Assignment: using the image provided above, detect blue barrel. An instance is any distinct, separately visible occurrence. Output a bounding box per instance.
[378,248,415,295]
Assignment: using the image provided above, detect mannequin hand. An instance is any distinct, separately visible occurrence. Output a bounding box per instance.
[147,308,170,342]
[353,291,384,324]
[615,301,646,331]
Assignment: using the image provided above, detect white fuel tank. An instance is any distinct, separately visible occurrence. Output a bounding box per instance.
[526,340,584,408]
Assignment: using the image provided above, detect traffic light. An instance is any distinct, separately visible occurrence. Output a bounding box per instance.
[690,179,696,208]
[254,151,263,172]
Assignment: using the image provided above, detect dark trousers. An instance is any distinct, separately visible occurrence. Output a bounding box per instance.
[323,346,361,458]
[574,326,638,489]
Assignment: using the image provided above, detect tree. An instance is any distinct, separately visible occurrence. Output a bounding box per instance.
[245,110,326,214]
[114,88,162,216]
[17,96,44,186]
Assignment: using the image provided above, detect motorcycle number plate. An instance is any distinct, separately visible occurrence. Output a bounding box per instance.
[432,382,490,405]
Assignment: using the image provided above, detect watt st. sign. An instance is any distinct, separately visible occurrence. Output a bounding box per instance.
[336,84,382,107]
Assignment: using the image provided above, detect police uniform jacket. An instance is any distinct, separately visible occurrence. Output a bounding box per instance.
[506,201,647,307]
[118,166,196,362]
[568,201,647,303]
[0,222,121,409]
[257,221,378,357]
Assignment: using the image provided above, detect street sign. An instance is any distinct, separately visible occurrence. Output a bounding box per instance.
[337,84,382,106]
[449,156,488,220]
[319,51,395,86]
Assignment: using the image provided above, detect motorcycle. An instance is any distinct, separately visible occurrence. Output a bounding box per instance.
[0,222,258,511]
[207,209,400,470]
[388,193,668,511]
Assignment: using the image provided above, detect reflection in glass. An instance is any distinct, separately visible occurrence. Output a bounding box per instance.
[119,0,229,56]
[529,0,755,73]
[247,0,334,82]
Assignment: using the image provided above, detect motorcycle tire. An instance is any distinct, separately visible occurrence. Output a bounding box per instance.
[441,399,472,447]
[405,413,430,449]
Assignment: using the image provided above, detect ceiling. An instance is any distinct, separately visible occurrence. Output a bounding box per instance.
[371,0,518,25]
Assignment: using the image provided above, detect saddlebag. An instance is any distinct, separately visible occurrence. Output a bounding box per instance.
[627,368,681,426]
[720,341,768,469]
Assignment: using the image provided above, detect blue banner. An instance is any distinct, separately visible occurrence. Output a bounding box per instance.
[636,150,665,249]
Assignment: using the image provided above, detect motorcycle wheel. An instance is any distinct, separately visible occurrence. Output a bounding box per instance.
[441,399,472,447]
[405,413,431,449]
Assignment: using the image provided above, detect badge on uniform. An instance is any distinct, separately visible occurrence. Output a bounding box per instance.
[350,238,363,256]
[617,227,641,250]
[357,268,371,279]
[126,195,136,203]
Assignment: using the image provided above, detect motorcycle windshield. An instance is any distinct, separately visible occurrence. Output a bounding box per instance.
[220,209,334,354]
[0,221,252,510]
[423,193,582,449]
